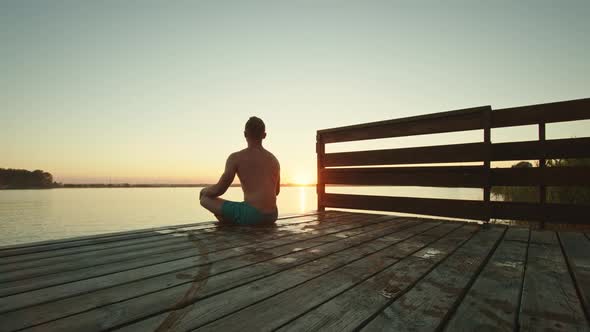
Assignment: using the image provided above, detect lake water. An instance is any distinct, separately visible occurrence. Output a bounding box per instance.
[0,186,481,246]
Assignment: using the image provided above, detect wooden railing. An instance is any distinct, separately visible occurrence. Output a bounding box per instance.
[316,98,590,225]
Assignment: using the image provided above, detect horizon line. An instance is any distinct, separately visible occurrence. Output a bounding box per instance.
[58,183,317,187]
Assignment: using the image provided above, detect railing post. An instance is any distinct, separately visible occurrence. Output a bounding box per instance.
[483,106,492,224]
[539,122,546,229]
[316,133,326,212]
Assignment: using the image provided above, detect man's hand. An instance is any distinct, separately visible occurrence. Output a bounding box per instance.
[199,187,209,200]
[204,154,237,200]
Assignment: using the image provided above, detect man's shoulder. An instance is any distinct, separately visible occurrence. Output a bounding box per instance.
[230,149,247,157]
[263,149,279,164]
[234,148,278,164]
[271,152,279,165]
[264,149,278,161]
[226,150,244,164]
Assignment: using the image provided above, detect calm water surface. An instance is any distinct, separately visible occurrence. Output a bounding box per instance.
[0,186,480,246]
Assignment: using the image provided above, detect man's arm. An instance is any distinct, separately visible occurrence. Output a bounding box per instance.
[276,161,280,196]
[202,153,237,198]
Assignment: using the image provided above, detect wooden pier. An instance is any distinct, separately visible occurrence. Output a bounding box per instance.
[0,210,589,331]
[2,97,590,331]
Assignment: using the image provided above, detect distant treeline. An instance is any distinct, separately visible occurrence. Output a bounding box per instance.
[0,168,58,189]
[0,168,314,190]
[61,183,224,188]
[491,159,590,205]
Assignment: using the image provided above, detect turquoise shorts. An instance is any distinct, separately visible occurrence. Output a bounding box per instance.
[221,201,278,225]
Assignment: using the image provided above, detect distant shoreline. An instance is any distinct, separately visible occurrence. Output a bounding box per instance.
[1,183,316,189]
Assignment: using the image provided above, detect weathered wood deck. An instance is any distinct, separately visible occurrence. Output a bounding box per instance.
[1,211,589,332]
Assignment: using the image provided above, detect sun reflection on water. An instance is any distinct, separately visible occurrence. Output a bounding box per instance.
[299,186,306,214]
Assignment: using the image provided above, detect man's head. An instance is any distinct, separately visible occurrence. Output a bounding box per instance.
[244,116,266,143]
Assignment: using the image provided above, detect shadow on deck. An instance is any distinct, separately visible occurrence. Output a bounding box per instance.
[0,210,589,331]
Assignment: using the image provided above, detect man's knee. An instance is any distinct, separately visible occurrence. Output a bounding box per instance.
[200,196,219,212]
[199,195,208,208]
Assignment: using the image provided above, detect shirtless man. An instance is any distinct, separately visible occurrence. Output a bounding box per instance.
[199,116,280,225]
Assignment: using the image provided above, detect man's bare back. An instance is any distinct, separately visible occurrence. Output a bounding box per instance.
[199,116,280,225]
[232,147,280,213]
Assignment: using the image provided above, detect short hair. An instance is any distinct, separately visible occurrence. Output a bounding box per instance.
[245,116,265,140]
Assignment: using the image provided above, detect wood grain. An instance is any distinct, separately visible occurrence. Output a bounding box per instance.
[558,232,590,323]
[443,228,529,331]
[0,213,385,307]
[360,225,505,331]
[519,231,589,331]
[3,216,413,331]
[276,225,479,332]
[120,221,452,331]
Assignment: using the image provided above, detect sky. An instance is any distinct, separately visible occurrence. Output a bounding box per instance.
[1,0,589,184]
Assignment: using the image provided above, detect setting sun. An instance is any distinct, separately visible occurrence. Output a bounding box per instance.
[291,172,315,186]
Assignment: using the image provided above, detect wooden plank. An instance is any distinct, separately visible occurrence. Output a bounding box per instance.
[317,133,326,211]
[558,232,590,322]
[276,224,479,332]
[319,106,488,143]
[189,223,463,331]
[0,215,398,316]
[0,217,418,331]
[0,214,394,313]
[0,222,216,258]
[0,212,323,252]
[0,211,340,256]
[0,212,336,253]
[324,193,488,221]
[0,212,337,258]
[539,122,547,229]
[0,214,333,270]
[323,142,486,167]
[519,231,589,331]
[491,166,590,186]
[491,201,590,223]
[323,166,486,188]
[0,213,337,264]
[0,213,365,276]
[492,98,590,128]
[117,221,459,331]
[491,137,590,161]
[0,221,214,253]
[0,213,382,297]
[443,228,529,331]
[503,226,530,242]
[195,224,475,332]
[483,106,492,221]
[360,225,505,331]
[0,218,343,282]
[0,215,321,269]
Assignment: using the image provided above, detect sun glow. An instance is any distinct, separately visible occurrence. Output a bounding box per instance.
[291,172,314,186]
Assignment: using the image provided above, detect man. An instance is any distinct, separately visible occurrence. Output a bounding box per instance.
[199,116,280,225]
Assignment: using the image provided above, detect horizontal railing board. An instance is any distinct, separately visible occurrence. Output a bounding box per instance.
[317,98,590,144]
[323,193,488,221]
[322,166,590,188]
[324,142,486,167]
[322,166,486,188]
[491,201,590,223]
[491,166,590,186]
[323,138,590,168]
[323,194,589,224]
[491,137,590,161]
[318,106,490,143]
[492,98,590,128]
